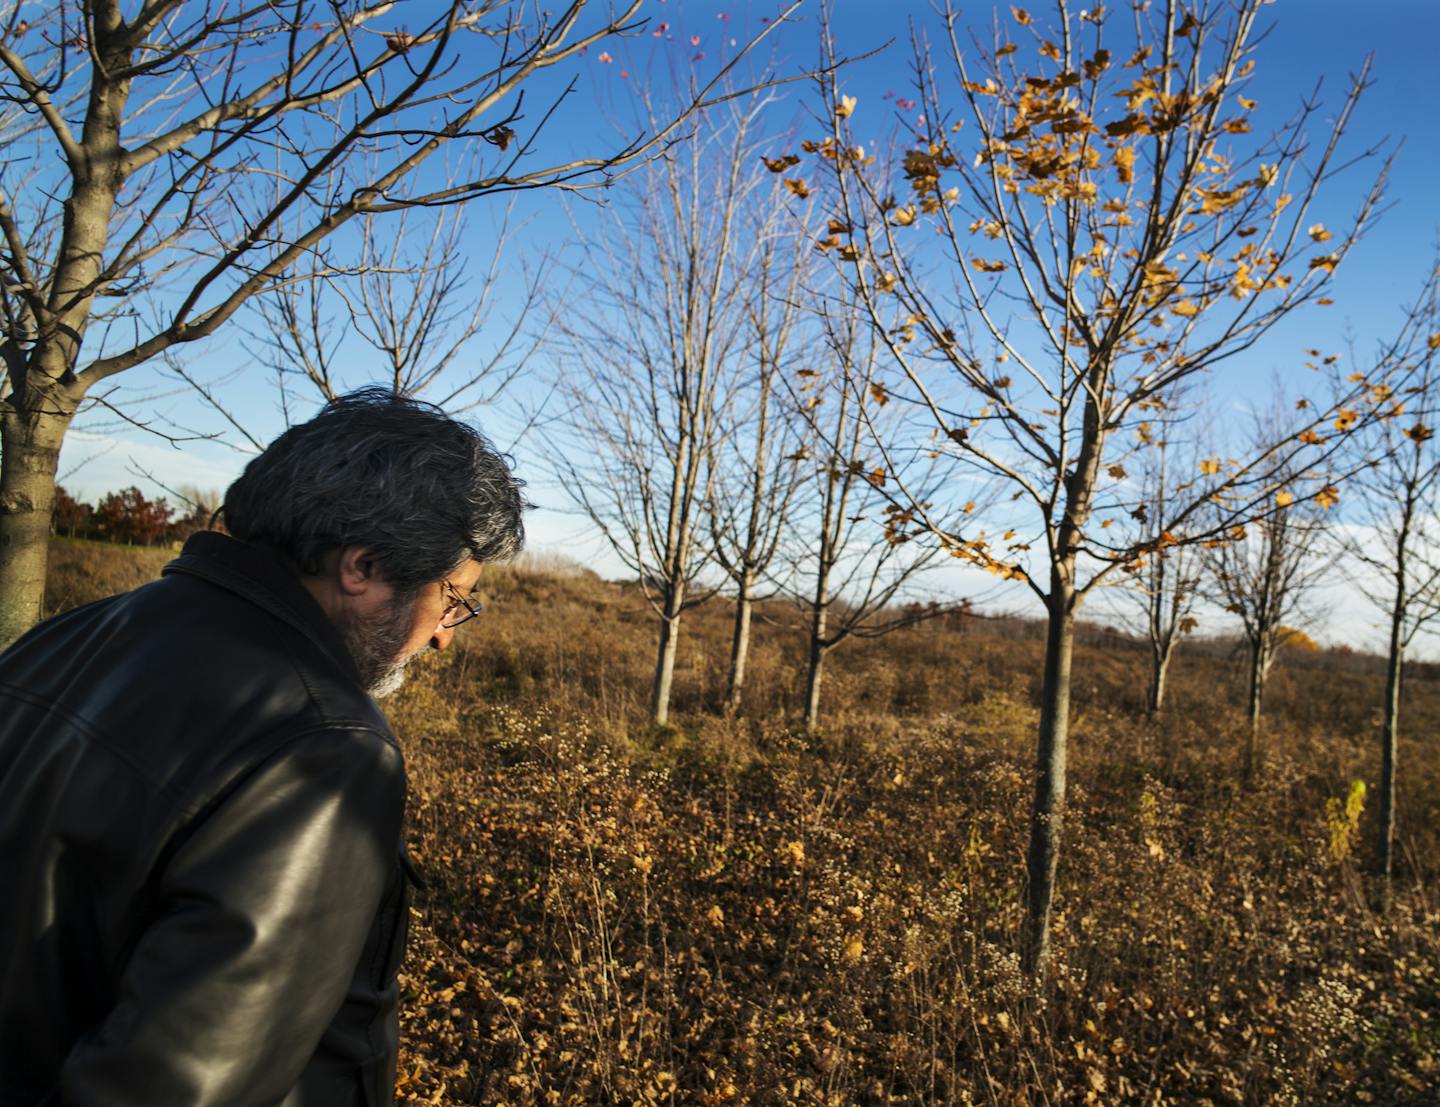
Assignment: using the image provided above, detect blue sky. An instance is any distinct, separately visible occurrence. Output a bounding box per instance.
[61,0,1440,653]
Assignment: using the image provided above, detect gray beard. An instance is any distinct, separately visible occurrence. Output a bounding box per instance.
[339,594,422,700]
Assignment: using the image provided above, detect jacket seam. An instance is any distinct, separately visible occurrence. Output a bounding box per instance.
[0,680,190,809]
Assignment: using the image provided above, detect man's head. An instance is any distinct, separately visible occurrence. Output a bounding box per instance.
[221,388,525,696]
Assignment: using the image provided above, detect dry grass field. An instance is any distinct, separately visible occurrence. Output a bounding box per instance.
[46,538,1440,1105]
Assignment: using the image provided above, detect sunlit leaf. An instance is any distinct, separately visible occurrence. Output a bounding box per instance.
[1011,6,1032,25]
[1307,224,1333,243]
[1275,490,1295,507]
[784,178,811,199]
[1315,485,1339,510]
[836,94,857,119]
[1113,145,1136,184]
[761,154,800,173]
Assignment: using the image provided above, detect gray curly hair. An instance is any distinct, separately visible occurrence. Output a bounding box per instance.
[222,387,525,589]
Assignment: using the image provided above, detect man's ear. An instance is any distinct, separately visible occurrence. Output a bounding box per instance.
[335,547,382,597]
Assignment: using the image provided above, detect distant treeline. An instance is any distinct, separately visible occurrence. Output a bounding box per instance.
[51,485,214,548]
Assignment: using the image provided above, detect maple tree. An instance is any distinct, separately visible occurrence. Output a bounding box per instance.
[801,0,1395,973]
[92,486,174,546]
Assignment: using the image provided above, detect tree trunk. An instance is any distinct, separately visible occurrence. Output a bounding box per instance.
[1021,582,1076,977]
[1148,642,1172,716]
[650,584,684,726]
[1376,605,1404,913]
[802,633,827,736]
[802,595,829,734]
[725,571,754,711]
[1244,639,1268,783]
[0,405,76,650]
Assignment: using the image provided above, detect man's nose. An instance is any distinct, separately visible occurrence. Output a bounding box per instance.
[430,622,455,651]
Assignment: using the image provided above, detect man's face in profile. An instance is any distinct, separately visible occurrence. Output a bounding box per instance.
[340,559,484,698]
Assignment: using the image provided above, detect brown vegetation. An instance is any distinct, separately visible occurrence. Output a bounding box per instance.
[48,540,1440,1104]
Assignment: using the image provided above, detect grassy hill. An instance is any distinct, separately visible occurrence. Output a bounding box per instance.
[44,538,1440,1104]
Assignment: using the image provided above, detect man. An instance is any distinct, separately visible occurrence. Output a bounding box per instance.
[0,389,525,1105]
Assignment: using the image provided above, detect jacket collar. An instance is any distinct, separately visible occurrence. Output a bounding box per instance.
[163,531,363,686]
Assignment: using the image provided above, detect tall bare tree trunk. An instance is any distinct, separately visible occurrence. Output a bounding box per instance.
[1148,644,1172,715]
[803,598,829,735]
[651,584,685,726]
[726,569,754,711]
[1022,577,1076,977]
[1244,640,1269,783]
[1377,593,1405,912]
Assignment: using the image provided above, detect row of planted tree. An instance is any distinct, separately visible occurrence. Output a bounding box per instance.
[546,2,1440,978]
[49,486,216,549]
[1,1,1436,978]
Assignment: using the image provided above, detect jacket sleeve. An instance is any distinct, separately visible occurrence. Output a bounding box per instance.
[56,726,407,1107]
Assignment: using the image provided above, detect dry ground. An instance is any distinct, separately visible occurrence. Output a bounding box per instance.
[45,539,1440,1105]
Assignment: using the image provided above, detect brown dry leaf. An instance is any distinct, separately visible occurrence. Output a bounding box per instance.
[1113,145,1136,184]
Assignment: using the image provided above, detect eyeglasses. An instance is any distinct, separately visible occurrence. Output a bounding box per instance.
[439,578,484,629]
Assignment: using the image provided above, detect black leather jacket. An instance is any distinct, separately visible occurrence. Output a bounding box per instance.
[0,532,412,1106]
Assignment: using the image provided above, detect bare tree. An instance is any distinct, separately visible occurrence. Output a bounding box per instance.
[553,94,777,725]
[1115,408,1204,715]
[708,215,810,711]
[1339,262,1440,910]
[251,202,549,418]
[780,294,947,734]
[1205,483,1327,782]
[802,0,1392,973]
[0,0,802,649]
